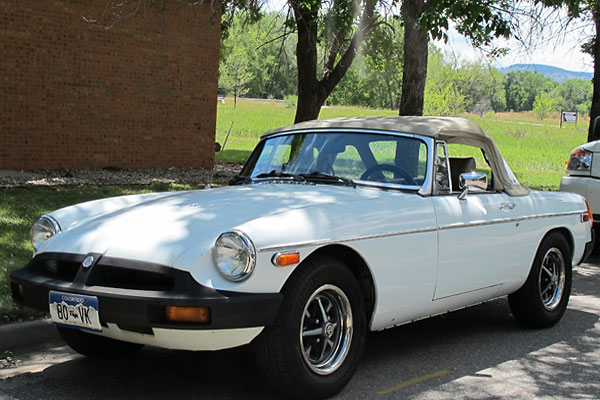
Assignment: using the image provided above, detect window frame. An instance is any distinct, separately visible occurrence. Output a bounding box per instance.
[241,129,436,195]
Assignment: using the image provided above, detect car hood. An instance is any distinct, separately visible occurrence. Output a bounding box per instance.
[579,140,600,152]
[40,184,382,266]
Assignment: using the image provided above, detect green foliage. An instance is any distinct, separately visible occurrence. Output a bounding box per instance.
[219,44,252,106]
[220,13,297,100]
[419,0,513,51]
[218,13,591,117]
[424,50,465,116]
[328,65,372,107]
[324,16,404,110]
[362,17,404,109]
[458,63,506,113]
[424,82,465,116]
[505,71,557,112]
[554,79,593,112]
[533,92,557,120]
[577,101,592,117]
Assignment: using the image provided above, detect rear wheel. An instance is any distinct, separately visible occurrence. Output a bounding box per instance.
[254,256,366,399]
[509,232,572,328]
[57,327,143,357]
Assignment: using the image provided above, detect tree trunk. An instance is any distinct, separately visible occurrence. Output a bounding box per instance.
[292,1,324,123]
[589,8,600,142]
[399,0,429,116]
[290,0,375,123]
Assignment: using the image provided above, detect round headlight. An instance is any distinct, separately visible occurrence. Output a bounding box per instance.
[213,230,256,282]
[31,215,61,251]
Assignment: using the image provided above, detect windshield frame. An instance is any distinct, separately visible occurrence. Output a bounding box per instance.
[238,128,435,195]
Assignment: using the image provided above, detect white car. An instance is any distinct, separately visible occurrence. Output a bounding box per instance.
[11,116,594,399]
[560,140,600,240]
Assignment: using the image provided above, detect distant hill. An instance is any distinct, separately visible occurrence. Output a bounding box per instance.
[499,64,593,83]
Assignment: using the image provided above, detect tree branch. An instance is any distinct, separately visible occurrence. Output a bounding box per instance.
[320,0,376,96]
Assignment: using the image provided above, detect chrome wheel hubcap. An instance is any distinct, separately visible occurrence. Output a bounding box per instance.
[300,284,353,375]
[538,247,565,311]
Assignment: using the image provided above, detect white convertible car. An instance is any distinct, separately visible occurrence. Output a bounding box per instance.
[11,116,594,399]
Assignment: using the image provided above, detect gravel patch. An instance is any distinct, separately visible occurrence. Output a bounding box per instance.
[0,164,242,189]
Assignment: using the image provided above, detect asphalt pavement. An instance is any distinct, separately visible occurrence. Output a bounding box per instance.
[1,255,599,399]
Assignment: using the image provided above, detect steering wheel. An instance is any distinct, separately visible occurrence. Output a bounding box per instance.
[360,164,416,185]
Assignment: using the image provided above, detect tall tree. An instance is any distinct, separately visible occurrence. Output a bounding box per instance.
[398,0,515,116]
[289,0,376,122]
[220,44,253,107]
[400,0,428,115]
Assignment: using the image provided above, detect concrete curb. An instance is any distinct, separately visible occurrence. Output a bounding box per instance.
[0,319,61,352]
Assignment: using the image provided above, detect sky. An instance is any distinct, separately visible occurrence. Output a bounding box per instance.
[440,23,595,73]
[264,1,595,73]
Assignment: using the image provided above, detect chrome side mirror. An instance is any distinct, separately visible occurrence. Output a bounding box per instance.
[458,172,487,200]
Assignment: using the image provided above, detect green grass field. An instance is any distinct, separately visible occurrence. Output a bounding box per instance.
[0,100,590,320]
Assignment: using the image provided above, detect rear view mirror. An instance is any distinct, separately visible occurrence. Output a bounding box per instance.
[458,172,487,200]
[593,116,600,140]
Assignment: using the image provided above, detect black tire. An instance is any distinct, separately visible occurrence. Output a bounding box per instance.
[254,256,366,399]
[509,232,572,328]
[57,327,144,357]
[592,224,600,254]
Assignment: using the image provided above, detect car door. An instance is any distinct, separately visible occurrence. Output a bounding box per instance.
[430,139,533,302]
[432,192,529,300]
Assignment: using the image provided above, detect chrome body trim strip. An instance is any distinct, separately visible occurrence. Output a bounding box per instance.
[260,227,438,253]
[258,210,584,253]
[438,210,583,231]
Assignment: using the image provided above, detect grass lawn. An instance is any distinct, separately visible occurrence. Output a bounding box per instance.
[0,100,590,320]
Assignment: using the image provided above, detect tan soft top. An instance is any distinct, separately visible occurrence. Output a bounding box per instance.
[264,116,530,196]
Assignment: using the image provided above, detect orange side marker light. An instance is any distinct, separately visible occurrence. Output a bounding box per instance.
[272,252,300,267]
[166,306,210,323]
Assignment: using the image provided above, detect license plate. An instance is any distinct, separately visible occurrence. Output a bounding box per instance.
[49,291,102,332]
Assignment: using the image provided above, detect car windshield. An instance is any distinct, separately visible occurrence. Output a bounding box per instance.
[238,132,428,188]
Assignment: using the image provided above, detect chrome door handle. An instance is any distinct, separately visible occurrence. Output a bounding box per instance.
[500,202,516,210]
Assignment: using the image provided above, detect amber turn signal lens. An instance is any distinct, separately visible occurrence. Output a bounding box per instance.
[273,252,300,266]
[18,284,24,297]
[166,306,210,323]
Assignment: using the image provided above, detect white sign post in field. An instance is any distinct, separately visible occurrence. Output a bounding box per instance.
[561,111,577,127]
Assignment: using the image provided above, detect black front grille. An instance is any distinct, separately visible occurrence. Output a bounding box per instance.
[29,258,80,282]
[87,264,174,291]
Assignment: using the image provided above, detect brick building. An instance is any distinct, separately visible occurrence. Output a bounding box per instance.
[0,0,221,171]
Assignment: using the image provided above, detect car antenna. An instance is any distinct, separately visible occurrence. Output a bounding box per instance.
[206,122,233,189]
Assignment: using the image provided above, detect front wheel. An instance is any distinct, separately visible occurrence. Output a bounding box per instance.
[509,232,572,328]
[254,256,366,399]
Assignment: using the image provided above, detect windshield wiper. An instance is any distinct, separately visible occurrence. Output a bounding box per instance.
[229,175,253,186]
[299,171,356,187]
[255,170,306,182]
